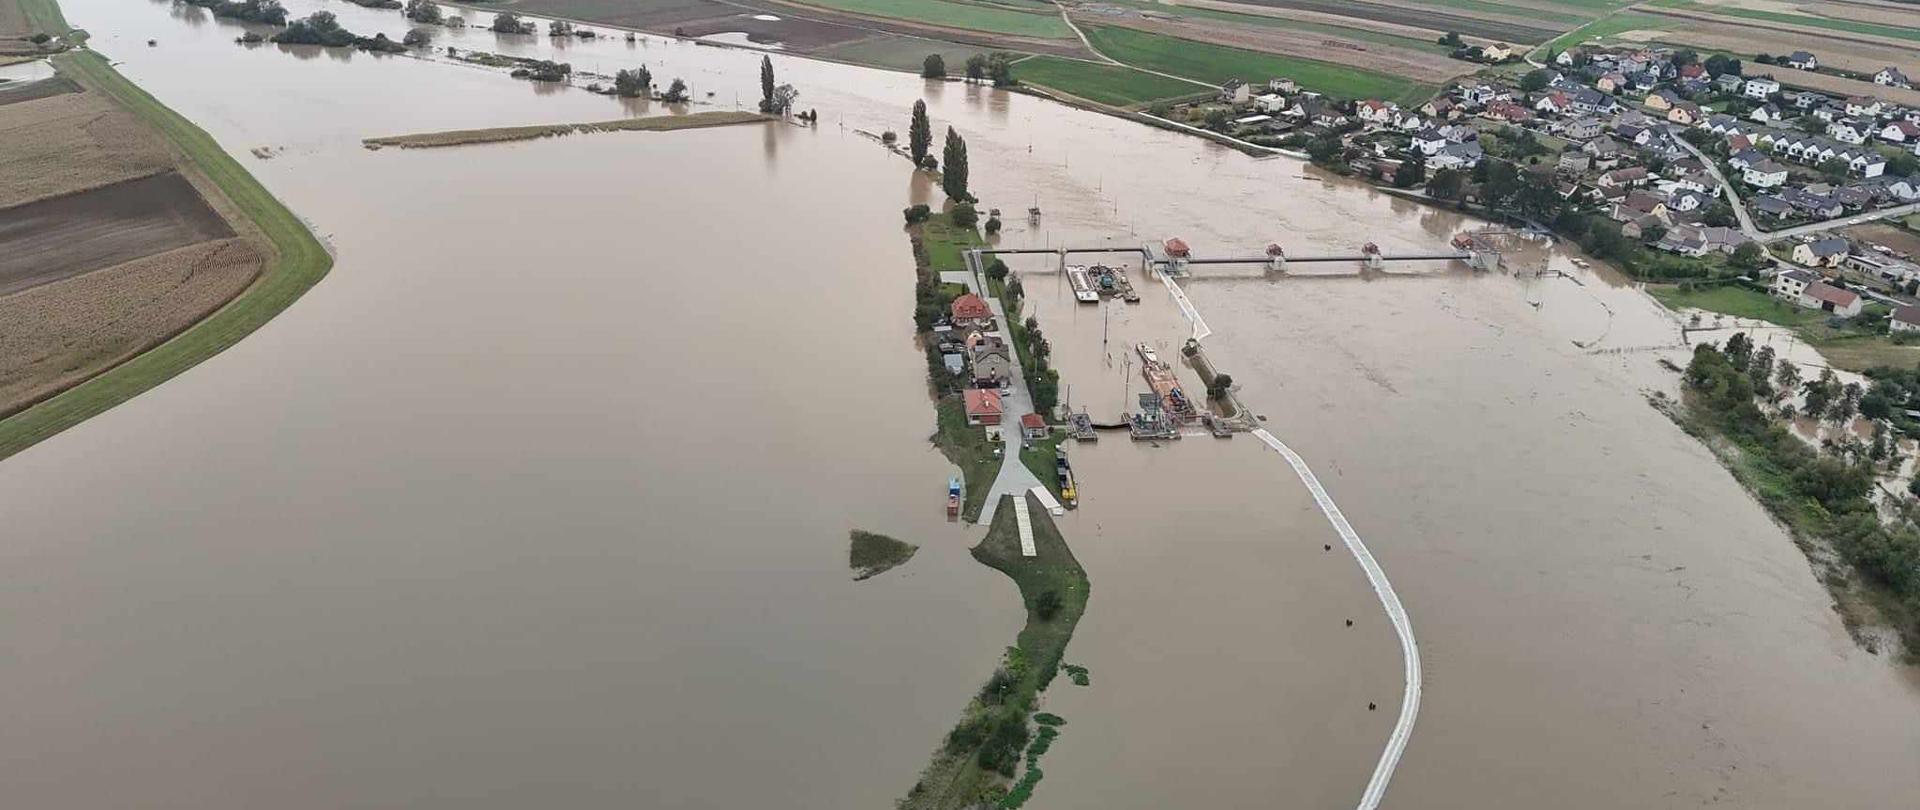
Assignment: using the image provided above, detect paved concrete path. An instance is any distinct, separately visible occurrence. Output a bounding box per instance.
[965,250,1048,526]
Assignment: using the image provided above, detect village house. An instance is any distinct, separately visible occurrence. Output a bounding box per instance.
[1666,102,1703,125]
[1645,88,1682,111]
[1892,306,1920,334]
[1794,91,1829,110]
[950,293,992,330]
[1357,99,1397,125]
[1269,77,1296,93]
[1220,79,1251,104]
[1845,96,1883,117]
[1667,189,1712,212]
[1785,51,1819,70]
[1596,72,1628,94]
[967,333,1012,387]
[1744,77,1781,100]
[1743,159,1790,188]
[1749,103,1784,124]
[1783,187,1843,218]
[1421,96,1456,119]
[1829,119,1870,145]
[1792,237,1851,267]
[1880,120,1920,143]
[1876,67,1912,89]
[1430,140,1485,170]
[1412,128,1449,156]
[1771,267,1816,300]
[1848,252,1920,286]
[1598,166,1650,189]
[1716,73,1745,93]
[963,387,1003,427]
[1751,195,1794,219]
[1020,412,1048,441]
[1801,281,1863,317]
[1557,151,1592,174]
[1561,116,1603,140]
[1482,100,1533,124]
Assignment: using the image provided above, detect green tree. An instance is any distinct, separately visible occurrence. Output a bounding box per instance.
[402,28,430,47]
[1207,373,1234,400]
[662,77,689,103]
[1034,590,1062,621]
[1395,152,1424,188]
[1520,69,1554,92]
[987,259,1010,283]
[1427,167,1466,201]
[909,100,932,165]
[1438,31,1462,47]
[1704,53,1741,77]
[922,53,946,79]
[490,11,529,33]
[942,126,970,202]
[965,53,988,83]
[759,55,775,113]
[1817,157,1851,183]
[987,51,1017,87]
[403,0,440,24]
[1775,359,1801,395]
[614,66,652,97]
[1724,331,1753,371]
[1731,241,1766,268]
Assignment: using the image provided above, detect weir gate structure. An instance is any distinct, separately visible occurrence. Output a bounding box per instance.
[973,230,1508,276]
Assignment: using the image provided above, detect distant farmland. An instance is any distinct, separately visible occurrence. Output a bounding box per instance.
[1217,0,1567,44]
[1012,55,1207,107]
[1083,25,1436,106]
[779,0,1074,39]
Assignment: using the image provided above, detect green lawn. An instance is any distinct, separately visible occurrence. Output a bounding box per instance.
[1647,0,1920,43]
[1084,25,1433,105]
[813,35,991,74]
[788,0,1073,39]
[0,41,333,460]
[1019,432,1063,499]
[1013,55,1206,107]
[1647,284,1827,327]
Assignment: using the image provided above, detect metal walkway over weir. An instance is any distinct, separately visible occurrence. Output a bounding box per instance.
[975,230,1504,275]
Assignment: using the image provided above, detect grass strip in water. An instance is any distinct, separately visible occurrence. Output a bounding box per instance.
[849,529,919,580]
[0,46,333,461]
[362,110,774,149]
[900,494,1089,809]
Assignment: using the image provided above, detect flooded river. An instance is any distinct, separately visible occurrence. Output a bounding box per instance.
[4,0,1919,807]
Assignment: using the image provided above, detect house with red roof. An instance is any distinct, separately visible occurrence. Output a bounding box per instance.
[951,293,992,329]
[963,388,1003,426]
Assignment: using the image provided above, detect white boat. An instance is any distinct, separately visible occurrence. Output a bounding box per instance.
[1066,265,1099,303]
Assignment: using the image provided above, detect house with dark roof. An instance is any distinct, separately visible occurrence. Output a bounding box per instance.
[1792,237,1851,267]
[1877,67,1912,89]
[1785,51,1818,70]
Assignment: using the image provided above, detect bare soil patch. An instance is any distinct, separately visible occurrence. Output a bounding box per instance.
[1174,0,1507,47]
[1642,6,1920,53]
[0,0,30,37]
[1220,0,1561,44]
[0,171,235,296]
[1104,15,1473,84]
[1845,223,1920,259]
[0,238,261,417]
[0,86,171,209]
[0,73,76,106]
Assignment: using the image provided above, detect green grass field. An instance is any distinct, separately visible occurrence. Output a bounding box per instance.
[1013,55,1207,106]
[789,0,1072,39]
[1404,0,1586,25]
[1084,25,1433,105]
[1647,284,1828,327]
[812,35,989,74]
[1648,0,1920,44]
[0,14,333,459]
[1541,10,1671,52]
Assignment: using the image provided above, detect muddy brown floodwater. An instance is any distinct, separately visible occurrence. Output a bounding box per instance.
[2,0,1919,808]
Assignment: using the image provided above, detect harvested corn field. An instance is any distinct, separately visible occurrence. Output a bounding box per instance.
[0,238,261,417]
[363,110,774,149]
[0,171,235,296]
[0,85,170,209]
[1092,14,1474,84]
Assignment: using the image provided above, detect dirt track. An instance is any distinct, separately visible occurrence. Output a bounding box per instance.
[0,238,261,417]
[0,171,234,296]
[0,74,78,106]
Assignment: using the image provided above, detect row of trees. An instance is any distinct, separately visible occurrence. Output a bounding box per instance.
[183,0,286,25]
[757,56,798,115]
[1684,339,1920,651]
[918,52,1017,86]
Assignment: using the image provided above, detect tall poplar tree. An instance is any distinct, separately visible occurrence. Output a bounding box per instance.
[941,126,969,202]
[909,100,931,165]
[759,55,775,113]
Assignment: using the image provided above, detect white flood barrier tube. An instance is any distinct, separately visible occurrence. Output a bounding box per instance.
[1252,428,1420,810]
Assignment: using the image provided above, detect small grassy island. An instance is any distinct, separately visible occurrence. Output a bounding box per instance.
[849,530,918,581]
